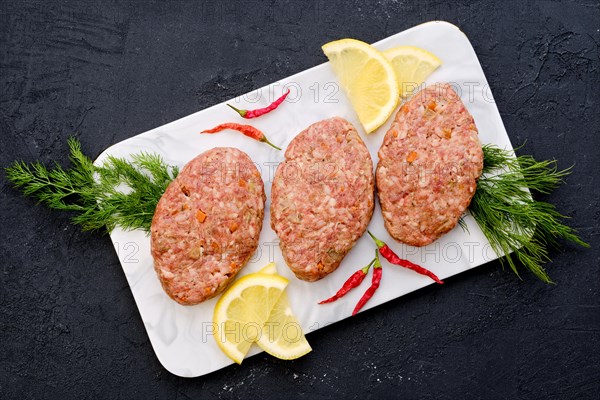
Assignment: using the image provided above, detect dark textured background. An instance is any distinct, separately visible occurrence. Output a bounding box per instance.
[1,1,599,399]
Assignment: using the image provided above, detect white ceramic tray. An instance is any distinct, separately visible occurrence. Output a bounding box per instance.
[96,21,514,377]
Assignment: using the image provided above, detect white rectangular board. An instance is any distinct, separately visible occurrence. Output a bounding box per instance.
[96,21,514,377]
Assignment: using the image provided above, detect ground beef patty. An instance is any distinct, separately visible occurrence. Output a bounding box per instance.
[271,117,374,281]
[151,147,265,305]
[377,83,484,247]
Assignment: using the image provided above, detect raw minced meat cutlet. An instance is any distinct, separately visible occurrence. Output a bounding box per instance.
[151,147,265,305]
[376,83,484,247]
[271,117,374,281]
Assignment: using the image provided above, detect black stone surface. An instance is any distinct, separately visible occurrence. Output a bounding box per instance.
[1,1,599,398]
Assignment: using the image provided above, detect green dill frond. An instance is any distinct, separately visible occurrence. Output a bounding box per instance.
[5,137,178,233]
[457,215,469,233]
[470,145,589,283]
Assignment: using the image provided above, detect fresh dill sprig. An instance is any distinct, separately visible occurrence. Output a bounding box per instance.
[5,137,179,233]
[470,144,589,283]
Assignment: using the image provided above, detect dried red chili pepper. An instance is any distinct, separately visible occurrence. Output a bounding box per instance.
[352,250,382,315]
[201,123,281,150]
[318,258,376,304]
[227,89,290,119]
[367,231,444,284]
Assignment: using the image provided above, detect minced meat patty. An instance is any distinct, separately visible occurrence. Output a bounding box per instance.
[377,83,484,247]
[151,147,265,305]
[271,117,374,281]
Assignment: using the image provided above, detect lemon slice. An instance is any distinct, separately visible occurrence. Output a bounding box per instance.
[322,38,399,133]
[259,262,278,275]
[256,292,312,360]
[383,46,441,96]
[257,263,312,360]
[213,273,288,364]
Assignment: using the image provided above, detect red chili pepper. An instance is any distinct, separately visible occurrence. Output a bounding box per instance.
[318,258,376,304]
[201,123,281,150]
[367,231,444,284]
[352,250,382,315]
[227,89,290,119]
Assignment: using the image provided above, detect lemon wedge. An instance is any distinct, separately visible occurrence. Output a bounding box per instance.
[383,46,441,96]
[213,273,288,364]
[322,38,399,133]
[257,263,312,360]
